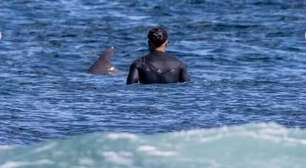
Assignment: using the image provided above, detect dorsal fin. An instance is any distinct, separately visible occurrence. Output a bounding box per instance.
[88,47,118,75]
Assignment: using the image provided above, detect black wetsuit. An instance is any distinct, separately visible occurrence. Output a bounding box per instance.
[126,51,190,84]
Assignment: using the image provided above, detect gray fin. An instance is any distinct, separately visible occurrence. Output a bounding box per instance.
[88,47,118,75]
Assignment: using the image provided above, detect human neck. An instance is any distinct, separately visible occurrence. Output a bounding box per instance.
[153,47,166,53]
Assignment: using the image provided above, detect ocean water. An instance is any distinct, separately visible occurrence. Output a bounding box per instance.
[1,123,306,168]
[0,0,306,166]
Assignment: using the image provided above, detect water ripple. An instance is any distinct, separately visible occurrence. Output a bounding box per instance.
[0,0,306,144]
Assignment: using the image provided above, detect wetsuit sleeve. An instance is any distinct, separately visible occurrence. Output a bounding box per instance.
[126,62,140,85]
[179,64,190,82]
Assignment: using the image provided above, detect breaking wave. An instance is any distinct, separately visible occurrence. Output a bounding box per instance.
[1,123,306,168]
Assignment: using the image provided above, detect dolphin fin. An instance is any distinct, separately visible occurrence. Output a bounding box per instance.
[88,47,118,75]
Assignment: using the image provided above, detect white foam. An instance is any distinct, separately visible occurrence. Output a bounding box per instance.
[0,145,14,151]
[200,134,224,143]
[0,160,53,168]
[173,123,306,146]
[126,15,149,21]
[108,11,149,21]
[33,143,57,153]
[137,145,177,157]
[106,133,138,141]
[0,161,27,168]
[208,160,221,168]
[102,151,133,166]
[79,158,95,166]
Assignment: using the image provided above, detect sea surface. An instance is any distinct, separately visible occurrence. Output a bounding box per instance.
[1,124,306,168]
[0,0,306,167]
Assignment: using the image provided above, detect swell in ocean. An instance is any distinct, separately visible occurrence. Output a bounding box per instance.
[1,123,306,168]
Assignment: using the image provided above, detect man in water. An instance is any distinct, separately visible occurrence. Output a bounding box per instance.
[127,27,190,84]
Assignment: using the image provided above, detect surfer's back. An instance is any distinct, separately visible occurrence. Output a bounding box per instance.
[127,51,189,84]
[126,27,190,85]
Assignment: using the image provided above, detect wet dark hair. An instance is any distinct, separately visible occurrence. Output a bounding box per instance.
[147,27,168,50]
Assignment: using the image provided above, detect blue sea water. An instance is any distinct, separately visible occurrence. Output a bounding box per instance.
[0,0,306,166]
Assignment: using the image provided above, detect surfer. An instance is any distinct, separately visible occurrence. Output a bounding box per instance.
[126,27,190,84]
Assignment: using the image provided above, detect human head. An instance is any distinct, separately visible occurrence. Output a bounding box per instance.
[147,27,168,51]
